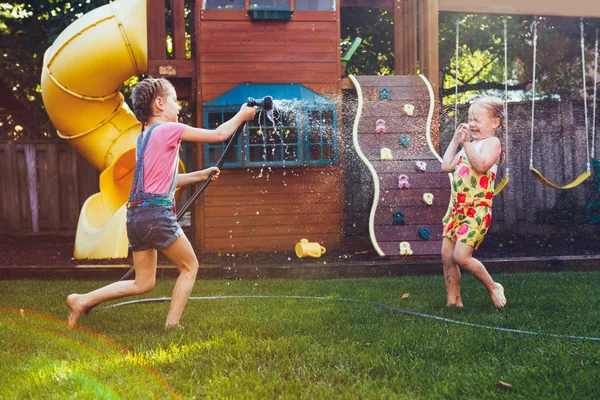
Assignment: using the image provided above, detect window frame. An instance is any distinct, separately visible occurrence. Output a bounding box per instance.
[203,104,338,169]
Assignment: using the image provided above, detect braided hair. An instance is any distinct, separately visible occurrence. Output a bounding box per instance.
[471,96,506,166]
[131,77,173,130]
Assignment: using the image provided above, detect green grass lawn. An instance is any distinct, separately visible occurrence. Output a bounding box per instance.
[1,272,600,399]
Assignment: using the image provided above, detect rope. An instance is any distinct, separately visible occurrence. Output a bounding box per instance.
[503,19,510,180]
[93,295,600,342]
[529,19,537,170]
[454,18,460,132]
[581,19,591,172]
[593,29,598,160]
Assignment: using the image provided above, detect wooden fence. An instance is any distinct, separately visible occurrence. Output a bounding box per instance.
[0,141,99,232]
[440,99,600,232]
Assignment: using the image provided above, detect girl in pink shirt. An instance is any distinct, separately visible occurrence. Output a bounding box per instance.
[67,77,256,328]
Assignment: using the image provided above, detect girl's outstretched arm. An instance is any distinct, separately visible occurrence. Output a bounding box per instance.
[180,104,257,143]
[176,167,220,187]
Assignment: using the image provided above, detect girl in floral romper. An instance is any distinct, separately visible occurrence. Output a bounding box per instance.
[441,96,507,308]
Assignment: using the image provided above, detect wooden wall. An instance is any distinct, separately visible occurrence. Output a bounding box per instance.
[193,8,343,253]
[346,76,449,257]
[202,167,341,253]
[0,142,99,232]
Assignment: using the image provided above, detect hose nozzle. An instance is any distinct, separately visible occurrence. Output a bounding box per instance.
[247,96,273,111]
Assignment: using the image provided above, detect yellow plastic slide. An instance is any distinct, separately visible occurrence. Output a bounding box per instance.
[41,0,147,258]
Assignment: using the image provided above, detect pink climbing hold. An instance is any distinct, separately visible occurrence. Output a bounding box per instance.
[375,119,387,134]
[397,174,411,189]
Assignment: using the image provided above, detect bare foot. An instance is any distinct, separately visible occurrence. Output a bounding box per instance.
[66,294,87,329]
[446,295,464,308]
[490,283,507,308]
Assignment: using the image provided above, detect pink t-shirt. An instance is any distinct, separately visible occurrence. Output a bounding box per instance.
[140,122,186,194]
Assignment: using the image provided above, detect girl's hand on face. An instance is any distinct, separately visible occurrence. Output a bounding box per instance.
[239,104,258,121]
[453,123,470,144]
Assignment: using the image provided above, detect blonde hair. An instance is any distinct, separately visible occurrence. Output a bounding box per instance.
[471,95,506,164]
[131,77,174,129]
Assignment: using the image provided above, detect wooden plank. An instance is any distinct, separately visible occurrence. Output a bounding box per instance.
[379,240,442,257]
[5,142,20,229]
[204,233,341,252]
[201,41,338,53]
[200,62,338,84]
[15,145,30,230]
[205,212,340,228]
[357,115,432,134]
[67,145,80,228]
[358,100,430,117]
[201,52,338,63]
[359,147,440,161]
[205,202,340,217]
[201,20,336,33]
[375,188,450,207]
[170,0,186,60]
[205,191,339,206]
[0,144,7,228]
[355,75,424,87]
[47,144,60,230]
[377,172,453,193]
[201,29,337,44]
[147,0,166,60]
[205,222,340,238]
[361,86,430,101]
[340,0,393,13]
[375,224,443,241]
[374,205,448,225]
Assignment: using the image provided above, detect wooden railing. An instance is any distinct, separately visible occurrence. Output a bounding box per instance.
[147,0,196,78]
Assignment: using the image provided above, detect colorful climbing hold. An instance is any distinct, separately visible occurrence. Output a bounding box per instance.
[399,135,410,148]
[399,241,413,255]
[397,174,410,189]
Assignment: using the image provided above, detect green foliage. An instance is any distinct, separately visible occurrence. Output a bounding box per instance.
[0,0,110,140]
[2,274,600,398]
[439,14,600,110]
[340,7,394,76]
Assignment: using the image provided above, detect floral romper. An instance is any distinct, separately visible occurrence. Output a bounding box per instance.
[442,139,497,250]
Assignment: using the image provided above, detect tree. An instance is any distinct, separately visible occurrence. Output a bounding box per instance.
[438,14,600,108]
[0,0,110,140]
[340,6,394,76]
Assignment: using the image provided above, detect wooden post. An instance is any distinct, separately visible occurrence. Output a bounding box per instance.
[147,0,167,60]
[192,0,205,251]
[171,0,187,60]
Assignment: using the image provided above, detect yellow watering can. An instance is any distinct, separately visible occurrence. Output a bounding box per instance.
[295,239,327,259]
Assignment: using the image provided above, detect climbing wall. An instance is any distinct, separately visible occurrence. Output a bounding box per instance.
[351,75,450,257]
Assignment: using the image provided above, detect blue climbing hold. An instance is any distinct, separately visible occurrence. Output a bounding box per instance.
[393,210,406,226]
[418,227,431,241]
[380,87,392,101]
[399,135,410,148]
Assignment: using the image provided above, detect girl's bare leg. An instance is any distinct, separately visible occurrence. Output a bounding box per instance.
[160,233,199,327]
[66,249,158,328]
[441,238,463,307]
[453,241,506,308]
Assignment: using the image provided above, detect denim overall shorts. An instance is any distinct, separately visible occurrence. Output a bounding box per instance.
[126,124,183,251]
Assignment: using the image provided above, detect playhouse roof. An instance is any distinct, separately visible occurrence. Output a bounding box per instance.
[204,83,334,107]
